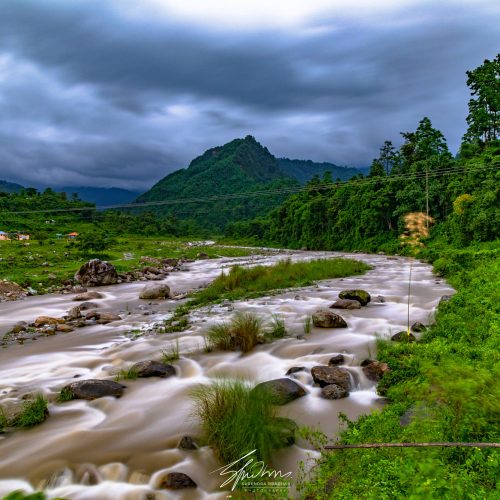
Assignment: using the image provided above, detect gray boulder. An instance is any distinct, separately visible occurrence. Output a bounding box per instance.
[131,360,176,378]
[62,379,125,400]
[312,309,348,328]
[139,284,171,300]
[391,331,416,342]
[73,291,104,301]
[330,299,361,310]
[75,259,118,287]
[338,289,371,306]
[253,378,307,405]
[161,472,197,489]
[311,366,351,390]
[321,384,349,399]
[328,354,345,366]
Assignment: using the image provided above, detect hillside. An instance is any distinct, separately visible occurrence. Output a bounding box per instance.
[0,180,24,194]
[57,186,141,206]
[136,135,299,231]
[277,158,363,183]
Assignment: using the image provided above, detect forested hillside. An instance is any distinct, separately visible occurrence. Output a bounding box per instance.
[277,158,363,183]
[0,180,24,194]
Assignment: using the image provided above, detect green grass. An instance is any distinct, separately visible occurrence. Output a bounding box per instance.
[56,387,74,403]
[161,338,180,363]
[2,492,50,500]
[0,236,261,293]
[189,258,370,307]
[191,379,296,465]
[206,312,263,352]
[299,243,500,499]
[267,314,287,339]
[302,315,312,334]
[4,395,49,429]
[114,367,139,381]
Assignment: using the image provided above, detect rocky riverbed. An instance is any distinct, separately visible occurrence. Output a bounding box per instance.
[0,250,454,499]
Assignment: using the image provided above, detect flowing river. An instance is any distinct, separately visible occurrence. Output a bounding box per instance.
[0,250,454,499]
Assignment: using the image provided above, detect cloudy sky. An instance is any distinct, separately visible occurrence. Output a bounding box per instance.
[0,0,498,191]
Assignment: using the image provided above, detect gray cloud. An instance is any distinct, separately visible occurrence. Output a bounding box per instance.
[0,0,498,190]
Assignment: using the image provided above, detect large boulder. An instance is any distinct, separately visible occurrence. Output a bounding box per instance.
[330,299,361,310]
[139,284,171,300]
[62,379,125,400]
[338,289,371,306]
[75,259,118,287]
[311,366,351,390]
[253,378,307,405]
[320,384,349,400]
[361,359,390,381]
[312,309,348,328]
[131,360,176,378]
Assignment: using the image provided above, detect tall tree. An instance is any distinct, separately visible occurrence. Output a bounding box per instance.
[379,140,397,175]
[464,54,499,144]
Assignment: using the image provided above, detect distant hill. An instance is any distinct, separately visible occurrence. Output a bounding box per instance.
[277,158,363,183]
[136,136,299,231]
[0,180,24,194]
[57,186,141,206]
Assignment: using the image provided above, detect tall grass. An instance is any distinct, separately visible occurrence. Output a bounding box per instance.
[190,258,370,306]
[268,314,287,339]
[9,395,49,428]
[161,338,180,362]
[191,379,296,464]
[206,312,263,352]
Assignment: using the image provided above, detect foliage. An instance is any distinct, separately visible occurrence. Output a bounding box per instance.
[6,395,49,429]
[114,367,139,381]
[299,245,500,499]
[56,387,74,403]
[190,379,295,464]
[161,339,180,362]
[206,312,263,352]
[190,258,370,307]
[267,314,287,339]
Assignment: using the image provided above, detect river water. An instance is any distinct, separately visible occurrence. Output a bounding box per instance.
[0,250,453,499]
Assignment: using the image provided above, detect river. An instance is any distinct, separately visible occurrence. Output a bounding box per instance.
[0,250,454,499]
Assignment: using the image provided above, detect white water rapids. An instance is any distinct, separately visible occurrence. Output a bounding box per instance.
[0,250,453,499]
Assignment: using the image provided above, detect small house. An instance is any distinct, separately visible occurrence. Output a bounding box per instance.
[16,233,30,240]
[0,231,10,241]
[67,232,79,239]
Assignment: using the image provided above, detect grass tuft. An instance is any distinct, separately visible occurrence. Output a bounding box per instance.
[206,312,263,352]
[10,395,49,428]
[267,314,287,339]
[191,379,296,465]
[161,338,180,363]
[114,367,139,381]
[56,386,74,403]
[302,315,312,334]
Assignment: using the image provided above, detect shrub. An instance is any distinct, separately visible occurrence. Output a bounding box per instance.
[206,312,263,352]
[191,379,296,464]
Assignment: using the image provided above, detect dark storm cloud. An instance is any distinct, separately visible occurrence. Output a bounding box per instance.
[0,0,498,190]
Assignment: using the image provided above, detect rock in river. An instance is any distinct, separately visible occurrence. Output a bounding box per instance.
[253,378,307,405]
[311,366,351,390]
[72,291,104,301]
[330,299,361,310]
[139,284,171,300]
[312,309,348,328]
[338,289,371,306]
[391,331,416,343]
[321,384,349,400]
[62,379,125,400]
[161,472,197,490]
[131,360,176,378]
[361,359,390,381]
[75,259,118,287]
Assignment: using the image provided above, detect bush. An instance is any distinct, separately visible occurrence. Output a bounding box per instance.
[191,379,296,464]
[206,312,263,352]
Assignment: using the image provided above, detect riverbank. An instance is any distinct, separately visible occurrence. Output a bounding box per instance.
[300,242,500,499]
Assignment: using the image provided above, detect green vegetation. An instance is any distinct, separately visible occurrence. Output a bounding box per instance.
[302,315,312,335]
[191,379,295,464]
[161,338,180,362]
[299,245,500,499]
[190,258,370,307]
[114,367,139,381]
[206,312,264,352]
[268,314,287,340]
[1,395,49,431]
[56,387,74,403]
[2,492,49,500]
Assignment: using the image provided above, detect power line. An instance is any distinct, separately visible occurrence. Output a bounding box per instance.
[1,164,498,215]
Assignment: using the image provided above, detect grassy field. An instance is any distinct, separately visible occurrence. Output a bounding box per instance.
[0,237,260,292]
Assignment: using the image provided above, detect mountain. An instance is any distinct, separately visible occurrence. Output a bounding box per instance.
[57,186,141,206]
[136,135,299,231]
[0,180,24,194]
[277,158,363,183]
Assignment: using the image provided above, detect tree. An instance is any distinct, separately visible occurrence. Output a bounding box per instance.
[379,140,397,175]
[369,159,385,177]
[464,54,499,144]
[78,231,109,253]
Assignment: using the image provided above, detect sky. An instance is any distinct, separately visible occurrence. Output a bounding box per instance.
[0,0,498,191]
